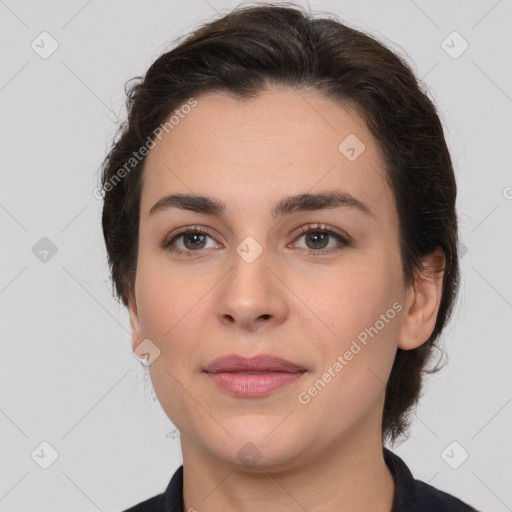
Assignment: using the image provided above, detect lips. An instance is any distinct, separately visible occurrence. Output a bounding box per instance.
[203,354,307,374]
[203,354,307,397]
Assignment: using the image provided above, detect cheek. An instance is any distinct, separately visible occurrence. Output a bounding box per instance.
[303,255,401,342]
[135,249,207,340]
[299,250,403,399]
[296,266,401,427]
[135,253,214,383]
[137,266,203,429]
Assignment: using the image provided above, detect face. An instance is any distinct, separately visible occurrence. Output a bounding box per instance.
[128,88,413,470]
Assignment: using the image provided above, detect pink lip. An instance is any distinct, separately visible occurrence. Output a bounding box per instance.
[203,354,307,397]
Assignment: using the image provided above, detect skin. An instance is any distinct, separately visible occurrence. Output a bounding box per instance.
[127,87,445,512]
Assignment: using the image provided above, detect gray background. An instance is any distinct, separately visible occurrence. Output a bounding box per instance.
[0,0,511,510]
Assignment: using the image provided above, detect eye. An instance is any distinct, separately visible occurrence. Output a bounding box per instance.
[160,223,352,256]
[290,223,352,255]
[160,226,220,254]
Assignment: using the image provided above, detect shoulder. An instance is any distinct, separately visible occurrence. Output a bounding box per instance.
[384,448,480,512]
[411,479,480,511]
[121,493,166,512]
[120,465,184,512]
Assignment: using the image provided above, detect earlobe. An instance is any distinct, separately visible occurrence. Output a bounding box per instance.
[397,247,445,351]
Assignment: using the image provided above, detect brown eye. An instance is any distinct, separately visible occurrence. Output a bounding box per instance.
[161,224,351,257]
[161,227,219,254]
[292,224,352,255]
[304,231,330,250]
[182,232,208,250]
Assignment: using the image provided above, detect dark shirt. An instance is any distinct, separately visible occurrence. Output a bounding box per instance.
[122,448,480,511]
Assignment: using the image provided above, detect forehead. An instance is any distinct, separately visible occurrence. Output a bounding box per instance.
[140,88,396,225]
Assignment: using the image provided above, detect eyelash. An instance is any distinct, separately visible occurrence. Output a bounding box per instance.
[160,223,352,257]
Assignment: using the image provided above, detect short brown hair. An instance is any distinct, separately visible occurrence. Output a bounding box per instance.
[99,2,460,444]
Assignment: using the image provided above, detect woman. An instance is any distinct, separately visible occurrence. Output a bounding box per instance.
[99,3,479,511]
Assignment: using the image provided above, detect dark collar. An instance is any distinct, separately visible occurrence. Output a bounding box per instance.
[158,448,477,512]
[163,464,184,512]
[384,446,419,510]
[383,447,478,511]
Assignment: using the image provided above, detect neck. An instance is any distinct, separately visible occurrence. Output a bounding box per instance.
[180,405,395,512]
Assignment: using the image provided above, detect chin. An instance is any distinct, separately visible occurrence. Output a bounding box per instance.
[204,424,309,472]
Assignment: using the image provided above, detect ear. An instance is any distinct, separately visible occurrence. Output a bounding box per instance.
[127,292,143,353]
[397,247,445,350]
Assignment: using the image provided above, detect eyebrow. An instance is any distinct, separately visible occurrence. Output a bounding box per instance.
[149,191,374,219]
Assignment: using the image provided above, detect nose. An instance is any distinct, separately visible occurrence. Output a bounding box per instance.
[215,244,289,332]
